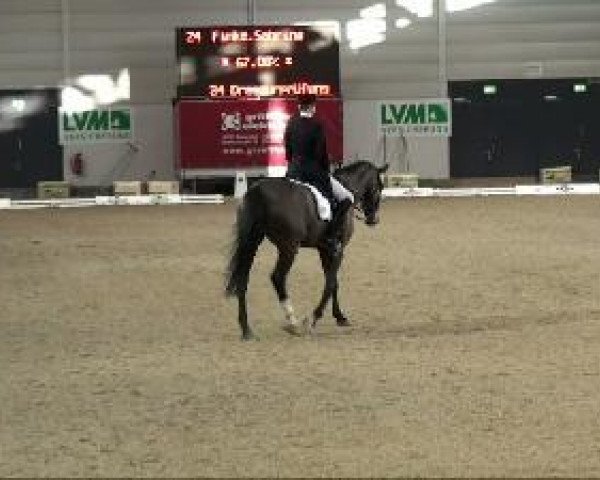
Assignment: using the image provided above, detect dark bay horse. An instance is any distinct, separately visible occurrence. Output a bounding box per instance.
[225,161,388,340]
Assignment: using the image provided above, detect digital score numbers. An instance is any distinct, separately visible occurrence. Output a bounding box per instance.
[176,26,340,99]
[220,55,293,69]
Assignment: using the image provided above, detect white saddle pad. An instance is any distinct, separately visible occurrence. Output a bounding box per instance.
[287,179,332,221]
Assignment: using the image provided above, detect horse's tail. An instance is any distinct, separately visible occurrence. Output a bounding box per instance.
[225,194,264,297]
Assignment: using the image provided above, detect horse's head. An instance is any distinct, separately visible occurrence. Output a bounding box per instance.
[360,163,388,226]
[334,161,388,226]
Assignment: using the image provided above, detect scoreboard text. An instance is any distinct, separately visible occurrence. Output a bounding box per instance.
[176,26,340,99]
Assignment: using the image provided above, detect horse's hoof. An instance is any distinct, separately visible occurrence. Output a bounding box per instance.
[241,331,256,341]
[282,324,302,336]
[302,315,317,335]
[336,316,351,327]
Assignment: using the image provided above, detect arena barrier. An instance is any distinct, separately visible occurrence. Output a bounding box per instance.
[0,194,225,210]
[2,185,599,210]
[383,183,600,198]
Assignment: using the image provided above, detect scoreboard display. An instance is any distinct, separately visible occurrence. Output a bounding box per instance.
[176,25,340,99]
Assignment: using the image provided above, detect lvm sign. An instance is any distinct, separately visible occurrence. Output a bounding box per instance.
[378,99,451,136]
[59,107,133,144]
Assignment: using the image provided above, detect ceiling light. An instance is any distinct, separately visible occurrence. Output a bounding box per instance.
[395,0,433,18]
[11,98,26,112]
[360,3,386,18]
[446,0,496,13]
[395,18,412,29]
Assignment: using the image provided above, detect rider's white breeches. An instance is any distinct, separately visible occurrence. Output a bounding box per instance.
[330,176,354,203]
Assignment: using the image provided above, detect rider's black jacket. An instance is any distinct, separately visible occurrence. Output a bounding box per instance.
[283,114,334,201]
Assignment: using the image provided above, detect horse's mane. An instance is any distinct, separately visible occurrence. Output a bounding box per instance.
[335,160,373,175]
[333,160,381,199]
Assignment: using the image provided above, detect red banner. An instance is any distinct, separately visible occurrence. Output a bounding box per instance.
[175,98,342,170]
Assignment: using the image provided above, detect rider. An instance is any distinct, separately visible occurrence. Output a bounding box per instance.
[284,93,354,255]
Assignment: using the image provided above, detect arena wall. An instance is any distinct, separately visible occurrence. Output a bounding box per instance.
[1,0,600,184]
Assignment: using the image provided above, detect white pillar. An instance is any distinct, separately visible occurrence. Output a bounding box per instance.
[437,0,450,178]
[247,0,257,25]
[61,0,70,83]
[437,0,448,97]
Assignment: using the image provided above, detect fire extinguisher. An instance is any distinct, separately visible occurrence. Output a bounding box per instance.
[70,152,83,176]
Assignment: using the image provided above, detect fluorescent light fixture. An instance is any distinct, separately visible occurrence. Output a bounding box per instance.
[360,3,386,18]
[395,17,412,29]
[349,33,385,50]
[61,85,96,112]
[293,20,341,41]
[294,21,341,53]
[447,0,495,13]
[0,94,45,131]
[453,97,469,103]
[73,68,130,106]
[115,69,130,101]
[483,84,497,95]
[346,18,386,50]
[573,83,587,93]
[11,98,26,112]
[395,0,433,17]
[2,95,43,117]
[543,94,559,101]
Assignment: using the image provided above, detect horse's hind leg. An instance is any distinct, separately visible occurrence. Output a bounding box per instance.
[270,245,301,335]
[226,222,264,341]
[237,292,253,340]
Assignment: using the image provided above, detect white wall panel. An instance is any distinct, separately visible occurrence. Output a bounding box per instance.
[447,0,600,80]
[68,50,172,70]
[343,63,439,82]
[344,101,448,178]
[67,0,246,14]
[0,0,60,14]
[0,32,61,53]
[448,22,600,43]
[449,41,600,63]
[344,81,443,100]
[126,68,177,104]
[0,52,62,70]
[0,70,63,89]
[0,14,61,32]
[449,60,600,81]
[63,105,174,187]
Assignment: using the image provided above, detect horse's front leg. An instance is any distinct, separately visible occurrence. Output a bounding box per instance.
[332,284,350,327]
[309,248,344,332]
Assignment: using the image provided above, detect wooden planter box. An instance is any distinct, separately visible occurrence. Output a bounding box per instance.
[540,166,571,184]
[384,173,419,188]
[147,181,180,195]
[113,181,145,196]
[37,181,70,199]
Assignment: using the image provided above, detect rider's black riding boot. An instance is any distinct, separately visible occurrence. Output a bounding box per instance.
[324,198,353,256]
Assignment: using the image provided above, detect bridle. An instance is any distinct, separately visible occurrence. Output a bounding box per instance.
[353,203,366,221]
[335,164,383,223]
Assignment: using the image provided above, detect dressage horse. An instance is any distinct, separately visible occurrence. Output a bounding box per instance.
[225,161,388,340]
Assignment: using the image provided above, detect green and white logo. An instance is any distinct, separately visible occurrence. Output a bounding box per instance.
[378,99,451,137]
[59,107,133,144]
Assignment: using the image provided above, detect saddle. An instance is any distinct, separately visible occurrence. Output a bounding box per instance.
[286,178,332,221]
